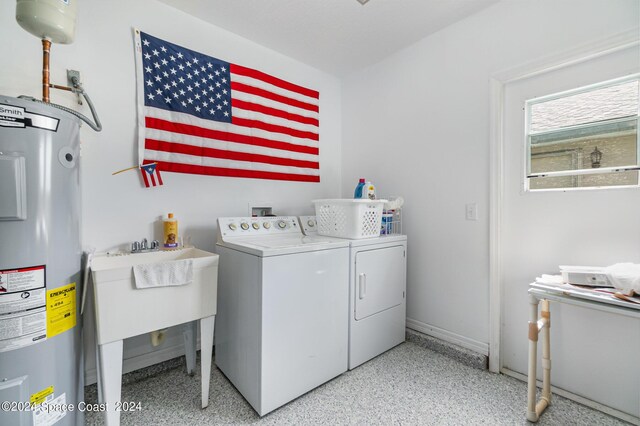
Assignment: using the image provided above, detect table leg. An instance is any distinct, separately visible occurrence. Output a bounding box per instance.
[527,294,540,422]
[540,300,552,406]
[200,315,215,409]
[99,340,123,426]
[183,321,197,376]
[527,296,552,422]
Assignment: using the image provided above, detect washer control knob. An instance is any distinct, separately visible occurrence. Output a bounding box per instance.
[252,222,260,230]
[240,222,249,230]
[307,220,315,227]
[277,220,287,229]
[228,223,237,231]
[263,222,271,229]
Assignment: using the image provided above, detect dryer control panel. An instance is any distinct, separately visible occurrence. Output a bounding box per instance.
[217,216,300,239]
[298,215,318,235]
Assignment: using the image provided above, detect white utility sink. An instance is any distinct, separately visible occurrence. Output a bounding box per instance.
[90,247,219,426]
[91,248,218,344]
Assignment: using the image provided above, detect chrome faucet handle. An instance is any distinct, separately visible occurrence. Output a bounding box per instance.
[131,238,159,254]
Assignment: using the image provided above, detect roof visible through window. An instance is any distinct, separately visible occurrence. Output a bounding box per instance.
[530,79,638,133]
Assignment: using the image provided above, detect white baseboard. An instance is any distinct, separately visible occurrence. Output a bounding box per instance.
[406,318,489,356]
[501,368,640,425]
[84,342,195,386]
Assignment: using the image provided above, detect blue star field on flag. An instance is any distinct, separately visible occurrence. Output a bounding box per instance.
[140,32,232,123]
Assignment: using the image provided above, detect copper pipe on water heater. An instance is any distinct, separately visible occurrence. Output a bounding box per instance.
[42,38,51,102]
[49,84,73,92]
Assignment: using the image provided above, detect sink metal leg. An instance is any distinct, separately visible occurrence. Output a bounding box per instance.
[99,340,124,426]
[183,321,197,376]
[200,315,215,409]
[96,342,103,404]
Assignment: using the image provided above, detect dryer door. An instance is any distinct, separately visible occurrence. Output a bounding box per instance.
[354,245,405,320]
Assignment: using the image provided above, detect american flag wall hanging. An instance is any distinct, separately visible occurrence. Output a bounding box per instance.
[134,30,320,182]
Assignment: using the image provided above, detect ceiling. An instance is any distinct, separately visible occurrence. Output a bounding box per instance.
[157,0,500,77]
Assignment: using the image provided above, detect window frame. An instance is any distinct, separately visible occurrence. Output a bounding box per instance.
[524,73,640,192]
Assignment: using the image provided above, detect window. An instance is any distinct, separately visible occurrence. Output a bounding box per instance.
[525,75,639,190]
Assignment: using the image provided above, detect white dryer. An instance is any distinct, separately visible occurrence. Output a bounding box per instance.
[300,216,407,370]
[215,216,350,416]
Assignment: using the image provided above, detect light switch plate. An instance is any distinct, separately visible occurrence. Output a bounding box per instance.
[465,203,478,221]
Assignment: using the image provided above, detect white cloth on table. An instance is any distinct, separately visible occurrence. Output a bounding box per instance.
[535,274,563,286]
[605,263,640,295]
[133,258,193,289]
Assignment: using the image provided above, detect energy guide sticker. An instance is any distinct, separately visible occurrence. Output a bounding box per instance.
[46,282,76,338]
[0,265,47,353]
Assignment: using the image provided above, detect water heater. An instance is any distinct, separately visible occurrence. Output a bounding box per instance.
[0,96,83,425]
[16,0,78,44]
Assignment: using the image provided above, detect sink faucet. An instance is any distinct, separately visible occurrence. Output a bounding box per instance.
[131,238,160,254]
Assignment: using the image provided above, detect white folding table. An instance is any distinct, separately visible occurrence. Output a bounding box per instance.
[526,282,640,422]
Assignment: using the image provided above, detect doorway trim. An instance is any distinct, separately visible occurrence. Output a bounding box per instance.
[487,29,639,373]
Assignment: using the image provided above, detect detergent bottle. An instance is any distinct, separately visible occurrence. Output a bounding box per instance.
[354,178,365,199]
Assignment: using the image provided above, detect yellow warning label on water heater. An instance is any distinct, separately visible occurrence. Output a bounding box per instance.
[30,386,54,406]
[46,283,76,338]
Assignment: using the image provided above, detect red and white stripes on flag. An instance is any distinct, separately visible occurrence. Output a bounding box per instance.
[135,31,320,183]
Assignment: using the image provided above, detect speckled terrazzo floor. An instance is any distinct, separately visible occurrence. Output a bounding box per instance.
[84,342,630,425]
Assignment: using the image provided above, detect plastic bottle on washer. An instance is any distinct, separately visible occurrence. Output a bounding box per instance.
[354,178,365,198]
[364,181,376,200]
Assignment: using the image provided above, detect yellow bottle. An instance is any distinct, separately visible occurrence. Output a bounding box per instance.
[163,213,178,248]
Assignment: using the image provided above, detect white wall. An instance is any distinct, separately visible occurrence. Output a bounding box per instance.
[341,0,639,358]
[0,0,342,382]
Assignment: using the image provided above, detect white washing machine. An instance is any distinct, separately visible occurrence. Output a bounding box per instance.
[300,216,407,370]
[215,216,350,416]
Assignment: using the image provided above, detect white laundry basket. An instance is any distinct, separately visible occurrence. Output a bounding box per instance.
[313,199,386,239]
